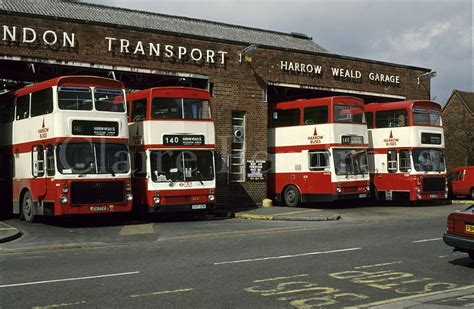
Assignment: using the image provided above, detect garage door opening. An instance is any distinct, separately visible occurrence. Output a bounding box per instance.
[266,84,405,105]
[0,59,209,94]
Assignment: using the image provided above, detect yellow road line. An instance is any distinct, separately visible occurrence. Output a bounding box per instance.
[452,200,474,204]
[0,228,17,231]
[350,284,474,308]
[130,288,194,298]
[0,222,17,229]
[254,274,309,283]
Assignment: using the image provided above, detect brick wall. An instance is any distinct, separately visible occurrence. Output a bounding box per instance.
[442,93,474,171]
[0,14,432,207]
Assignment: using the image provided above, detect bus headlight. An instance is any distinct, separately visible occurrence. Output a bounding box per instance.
[62,185,69,193]
[416,187,421,193]
[126,193,133,202]
[60,195,68,204]
[336,187,342,193]
[365,185,371,192]
[208,194,215,202]
[153,196,161,205]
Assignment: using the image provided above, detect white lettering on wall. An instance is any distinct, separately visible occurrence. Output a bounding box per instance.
[149,43,160,56]
[218,51,227,65]
[3,25,16,41]
[191,48,202,61]
[369,72,400,84]
[105,37,116,51]
[22,27,36,43]
[164,45,174,58]
[280,61,322,75]
[331,67,362,79]
[3,25,75,48]
[120,39,130,53]
[42,30,58,45]
[206,50,215,63]
[104,37,227,65]
[178,46,187,59]
[62,32,75,47]
[134,41,145,55]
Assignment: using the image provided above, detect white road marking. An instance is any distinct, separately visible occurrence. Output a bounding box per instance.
[355,261,401,269]
[130,288,194,298]
[412,238,442,243]
[214,247,362,265]
[32,300,86,309]
[0,271,140,288]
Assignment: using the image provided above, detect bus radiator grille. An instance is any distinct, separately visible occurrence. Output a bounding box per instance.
[70,181,125,205]
[422,177,445,192]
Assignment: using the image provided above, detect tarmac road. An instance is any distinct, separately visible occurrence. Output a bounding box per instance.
[1,202,473,308]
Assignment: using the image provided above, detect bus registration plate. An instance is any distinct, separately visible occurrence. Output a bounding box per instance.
[90,206,109,211]
[466,224,474,233]
[192,204,207,210]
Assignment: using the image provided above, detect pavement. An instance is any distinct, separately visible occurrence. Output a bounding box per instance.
[217,205,342,221]
[0,221,21,243]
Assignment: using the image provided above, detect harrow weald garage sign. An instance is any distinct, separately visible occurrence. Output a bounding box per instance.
[2,24,228,65]
[280,60,401,87]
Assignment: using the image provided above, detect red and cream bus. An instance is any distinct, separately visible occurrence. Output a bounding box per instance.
[268,96,371,207]
[366,100,447,201]
[0,76,133,222]
[127,87,216,214]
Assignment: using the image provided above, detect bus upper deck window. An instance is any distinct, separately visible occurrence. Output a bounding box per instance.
[58,86,92,111]
[95,88,125,113]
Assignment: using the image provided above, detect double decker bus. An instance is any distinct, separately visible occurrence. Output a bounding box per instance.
[268,96,371,207]
[366,100,447,201]
[127,87,216,214]
[0,76,133,222]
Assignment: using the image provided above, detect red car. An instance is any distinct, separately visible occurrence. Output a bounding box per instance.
[448,166,474,200]
[443,205,474,260]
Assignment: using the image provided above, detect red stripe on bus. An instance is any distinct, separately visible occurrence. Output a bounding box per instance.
[130,144,215,151]
[269,143,368,154]
[11,137,129,154]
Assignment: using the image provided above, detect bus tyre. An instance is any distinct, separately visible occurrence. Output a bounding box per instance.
[283,185,300,207]
[21,191,36,223]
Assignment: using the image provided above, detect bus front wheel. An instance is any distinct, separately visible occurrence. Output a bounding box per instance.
[283,185,300,207]
[21,191,36,223]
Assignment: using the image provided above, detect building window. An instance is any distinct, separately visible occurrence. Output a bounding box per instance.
[230,111,246,182]
[304,106,328,125]
[309,151,330,171]
[387,150,398,173]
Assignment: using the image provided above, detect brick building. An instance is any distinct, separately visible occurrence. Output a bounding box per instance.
[0,0,433,206]
[442,90,474,171]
